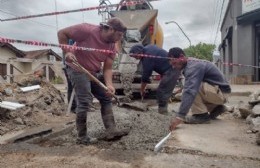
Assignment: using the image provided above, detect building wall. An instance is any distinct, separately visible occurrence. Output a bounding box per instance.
[31,55,50,71]
[0,47,17,63]
[12,61,27,74]
[220,0,260,84]
[220,0,239,80]
[237,24,254,75]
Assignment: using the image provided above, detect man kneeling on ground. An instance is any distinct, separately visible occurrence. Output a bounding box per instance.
[168,47,231,131]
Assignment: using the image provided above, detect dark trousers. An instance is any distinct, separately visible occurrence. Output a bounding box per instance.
[63,67,76,111]
[66,66,113,137]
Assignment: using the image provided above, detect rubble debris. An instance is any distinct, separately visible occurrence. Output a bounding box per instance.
[235,92,260,146]
[14,70,44,87]
[248,91,260,105]
[20,85,41,92]
[0,101,25,110]
[4,88,12,96]
[225,105,234,112]
[0,80,66,136]
[252,105,260,117]
[248,117,260,133]
[238,103,253,119]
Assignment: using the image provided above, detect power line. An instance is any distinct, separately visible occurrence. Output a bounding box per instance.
[1,0,159,22]
[0,9,57,29]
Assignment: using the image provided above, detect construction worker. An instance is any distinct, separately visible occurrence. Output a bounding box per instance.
[129,44,181,114]
[58,17,128,145]
[168,47,231,131]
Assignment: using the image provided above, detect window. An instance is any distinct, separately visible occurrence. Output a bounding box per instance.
[49,55,56,62]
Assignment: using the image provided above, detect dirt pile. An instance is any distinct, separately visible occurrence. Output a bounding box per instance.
[0,80,66,135]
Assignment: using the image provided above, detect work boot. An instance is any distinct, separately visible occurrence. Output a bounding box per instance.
[158,105,168,115]
[104,127,129,141]
[76,136,98,145]
[210,105,227,120]
[76,113,98,145]
[101,104,129,141]
[185,113,210,124]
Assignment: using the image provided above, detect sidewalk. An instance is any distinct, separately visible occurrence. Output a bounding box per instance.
[231,84,260,96]
[166,87,260,159]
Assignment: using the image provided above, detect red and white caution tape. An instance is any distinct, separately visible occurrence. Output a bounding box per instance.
[0,37,115,54]
[221,62,260,69]
[1,36,260,69]
[1,0,159,22]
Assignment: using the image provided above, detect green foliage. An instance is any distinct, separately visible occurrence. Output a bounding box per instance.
[51,76,64,84]
[183,43,215,61]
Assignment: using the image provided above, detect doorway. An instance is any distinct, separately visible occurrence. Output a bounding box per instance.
[0,63,7,79]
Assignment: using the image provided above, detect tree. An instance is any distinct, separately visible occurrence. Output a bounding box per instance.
[183,43,215,61]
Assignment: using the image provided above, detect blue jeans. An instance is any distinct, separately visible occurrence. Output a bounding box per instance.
[157,68,181,107]
[66,66,112,115]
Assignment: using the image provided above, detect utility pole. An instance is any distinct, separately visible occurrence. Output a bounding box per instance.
[54,0,59,31]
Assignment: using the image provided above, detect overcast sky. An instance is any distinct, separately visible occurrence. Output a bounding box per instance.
[0,0,228,53]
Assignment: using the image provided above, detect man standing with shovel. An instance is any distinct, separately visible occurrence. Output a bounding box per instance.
[58,17,128,145]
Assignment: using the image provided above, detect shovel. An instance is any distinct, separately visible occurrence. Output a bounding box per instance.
[71,58,121,106]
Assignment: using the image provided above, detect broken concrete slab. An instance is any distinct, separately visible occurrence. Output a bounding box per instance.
[29,122,75,145]
[239,104,253,119]
[252,105,260,116]
[249,117,260,132]
[166,119,260,159]
[0,126,52,144]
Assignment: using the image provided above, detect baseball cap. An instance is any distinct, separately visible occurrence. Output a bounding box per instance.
[129,44,144,54]
[101,17,127,33]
